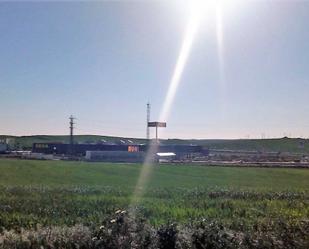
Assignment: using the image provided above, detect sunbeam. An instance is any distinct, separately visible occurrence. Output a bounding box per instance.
[130,0,235,212]
[215,2,228,117]
[159,8,201,122]
[130,1,203,210]
[216,2,224,75]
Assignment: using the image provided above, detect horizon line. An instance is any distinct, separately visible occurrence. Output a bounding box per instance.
[0,134,307,141]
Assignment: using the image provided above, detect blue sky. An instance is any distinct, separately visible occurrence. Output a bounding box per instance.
[0,0,309,139]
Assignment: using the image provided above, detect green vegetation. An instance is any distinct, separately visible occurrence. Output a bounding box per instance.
[0,159,308,227]
[1,159,308,189]
[0,159,308,248]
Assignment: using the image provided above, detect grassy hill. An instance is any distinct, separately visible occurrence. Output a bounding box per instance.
[0,135,308,153]
[166,137,309,153]
[0,135,147,150]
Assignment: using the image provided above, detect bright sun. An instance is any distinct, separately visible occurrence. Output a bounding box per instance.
[132,0,244,206]
[190,0,236,21]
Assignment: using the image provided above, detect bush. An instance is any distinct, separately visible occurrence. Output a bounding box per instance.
[0,211,308,249]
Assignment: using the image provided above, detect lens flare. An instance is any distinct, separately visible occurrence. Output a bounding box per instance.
[130,4,202,210]
[215,2,227,117]
[216,3,224,71]
[131,0,231,212]
[159,12,200,122]
[131,141,159,205]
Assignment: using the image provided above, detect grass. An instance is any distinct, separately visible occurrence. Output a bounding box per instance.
[1,159,308,190]
[0,159,308,248]
[0,158,308,231]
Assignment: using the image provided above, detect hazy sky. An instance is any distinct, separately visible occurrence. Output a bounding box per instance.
[1,0,309,139]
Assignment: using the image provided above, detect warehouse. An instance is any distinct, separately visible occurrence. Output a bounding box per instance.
[32,143,208,162]
[85,150,146,162]
[32,143,132,155]
[0,142,8,154]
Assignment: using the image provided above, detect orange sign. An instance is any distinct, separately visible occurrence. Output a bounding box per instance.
[128,146,139,152]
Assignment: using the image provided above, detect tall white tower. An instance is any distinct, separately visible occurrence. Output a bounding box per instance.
[146,103,150,140]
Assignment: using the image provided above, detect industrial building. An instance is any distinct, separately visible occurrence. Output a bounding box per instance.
[85,150,146,162]
[0,142,8,154]
[32,143,208,162]
[31,108,209,162]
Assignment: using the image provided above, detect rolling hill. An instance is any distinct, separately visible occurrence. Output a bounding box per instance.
[0,135,308,153]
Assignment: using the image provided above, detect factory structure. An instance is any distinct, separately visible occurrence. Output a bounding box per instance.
[0,139,8,154]
[32,143,208,162]
[30,104,209,162]
[2,102,308,165]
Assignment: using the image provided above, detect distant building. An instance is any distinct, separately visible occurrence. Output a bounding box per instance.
[0,142,8,153]
[85,150,145,162]
[32,143,208,162]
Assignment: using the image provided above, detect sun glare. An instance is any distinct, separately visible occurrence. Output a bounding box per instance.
[159,0,233,123]
[159,7,200,122]
[189,0,240,21]
[190,0,218,16]
[131,0,242,209]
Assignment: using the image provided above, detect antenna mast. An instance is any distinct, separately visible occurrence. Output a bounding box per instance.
[146,103,150,140]
[69,115,75,154]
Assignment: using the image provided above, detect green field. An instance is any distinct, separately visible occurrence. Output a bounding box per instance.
[0,159,309,249]
[0,159,308,248]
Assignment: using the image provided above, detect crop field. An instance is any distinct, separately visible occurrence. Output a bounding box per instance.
[0,159,308,248]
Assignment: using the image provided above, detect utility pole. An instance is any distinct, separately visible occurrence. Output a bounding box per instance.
[146,103,150,140]
[69,115,75,155]
[155,125,158,142]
